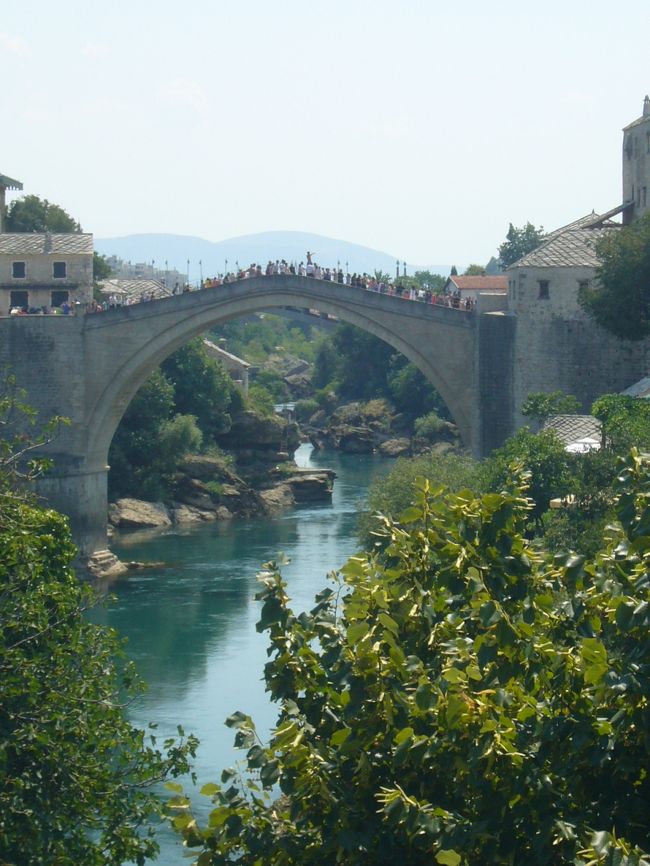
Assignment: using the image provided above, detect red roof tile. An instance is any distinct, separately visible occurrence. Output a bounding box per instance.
[447,275,508,291]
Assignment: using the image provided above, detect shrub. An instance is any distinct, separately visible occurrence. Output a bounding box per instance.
[171,453,650,864]
[414,410,445,440]
[294,399,319,422]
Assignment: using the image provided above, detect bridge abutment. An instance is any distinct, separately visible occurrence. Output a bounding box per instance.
[36,458,108,556]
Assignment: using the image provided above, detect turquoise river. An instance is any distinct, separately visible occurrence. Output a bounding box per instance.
[92,444,392,865]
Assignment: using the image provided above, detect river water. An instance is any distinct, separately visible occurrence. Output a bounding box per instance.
[93,444,391,864]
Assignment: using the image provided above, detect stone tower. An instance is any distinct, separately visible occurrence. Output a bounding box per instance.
[0,173,23,233]
[622,95,650,224]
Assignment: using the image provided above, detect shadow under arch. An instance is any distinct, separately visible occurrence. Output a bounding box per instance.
[84,275,477,471]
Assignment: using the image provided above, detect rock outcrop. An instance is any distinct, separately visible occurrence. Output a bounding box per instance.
[108,499,172,529]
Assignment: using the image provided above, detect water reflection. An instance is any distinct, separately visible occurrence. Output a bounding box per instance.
[93,444,390,865]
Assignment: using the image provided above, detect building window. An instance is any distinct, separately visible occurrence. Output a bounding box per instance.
[51,290,69,308]
[52,261,67,279]
[10,290,29,309]
[538,279,550,300]
[12,261,26,279]
[578,279,590,292]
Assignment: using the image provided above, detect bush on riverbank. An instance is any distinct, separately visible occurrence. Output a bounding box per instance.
[0,381,198,866]
[170,452,650,865]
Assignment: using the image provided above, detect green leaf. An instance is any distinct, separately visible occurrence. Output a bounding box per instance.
[479,600,501,627]
[347,621,370,644]
[378,612,399,634]
[200,782,220,796]
[330,727,352,746]
[436,850,462,865]
[399,506,423,524]
[394,726,414,745]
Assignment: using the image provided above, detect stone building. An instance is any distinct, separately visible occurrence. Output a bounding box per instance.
[622,94,650,223]
[0,172,94,314]
[0,232,94,314]
[0,173,23,233]
[500,96,650,435]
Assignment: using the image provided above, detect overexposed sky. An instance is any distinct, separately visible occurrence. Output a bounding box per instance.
[2,0,648,264]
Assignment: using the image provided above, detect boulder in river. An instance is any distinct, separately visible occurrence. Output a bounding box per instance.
[378,437,412,457]
[108,498,172,529]
[259,483,295,513]
[285,472,334,502]
[338,427,375,453]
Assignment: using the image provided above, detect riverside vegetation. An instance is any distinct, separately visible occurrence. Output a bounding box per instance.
[4,370,650,864]
[0,378,198,866]
[169,452,650,865]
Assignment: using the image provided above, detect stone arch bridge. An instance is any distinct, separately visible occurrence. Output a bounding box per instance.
[0,275,510,554]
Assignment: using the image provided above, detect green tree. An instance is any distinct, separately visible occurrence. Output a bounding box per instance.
[358,450,482,545]
[161,338,242,440]
[463,264,486,276]
[93,251,113,282]
[171,455,650,864]
[498,222,545,268]
[5,194,80,232]
[413,270,446,291]
[0,380,197,866]
[108,369,201,499]
[387,358,446,419]
[313,339,340,390]
[579,213,650,340]
[521,390,581,430]
[592,392,650,451]
[482,427,572,525]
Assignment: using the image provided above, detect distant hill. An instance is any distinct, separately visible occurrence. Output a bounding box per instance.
[94,230,452,280]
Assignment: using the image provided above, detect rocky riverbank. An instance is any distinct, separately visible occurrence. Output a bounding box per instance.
[304,399,460,458]
[88,410,334,579]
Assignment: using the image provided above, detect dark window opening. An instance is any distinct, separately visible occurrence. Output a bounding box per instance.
[538,279,550,300]
[12,261,26,279]
[51,290,69,307]
[578,279,589,292]
[52,261,67,278]
[10,290,29,309]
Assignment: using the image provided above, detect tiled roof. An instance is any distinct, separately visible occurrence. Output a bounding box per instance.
[511,216,619,269]
[621,376,650,398]
[0,233,93,254]
[0,174,23,190]
[543,414,602,447]
[98,278,171,298]
[447,275,508,291]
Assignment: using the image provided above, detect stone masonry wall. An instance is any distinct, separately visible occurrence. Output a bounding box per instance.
[512,312,650,428]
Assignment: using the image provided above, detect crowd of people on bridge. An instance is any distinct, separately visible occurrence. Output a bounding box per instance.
[198,253,476,311]
[4,252,477,316]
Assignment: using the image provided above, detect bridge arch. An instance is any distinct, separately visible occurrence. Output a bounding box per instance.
[84,275,478,471]
[0,274,479,554]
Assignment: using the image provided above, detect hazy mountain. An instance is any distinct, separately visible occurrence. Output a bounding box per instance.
[94,230,452,280]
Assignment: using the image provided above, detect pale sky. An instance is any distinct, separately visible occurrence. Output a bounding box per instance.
[2,0,648,265]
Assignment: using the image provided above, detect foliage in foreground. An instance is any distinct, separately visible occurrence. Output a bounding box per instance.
[171,454,650,864]
[0,384,198,866]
